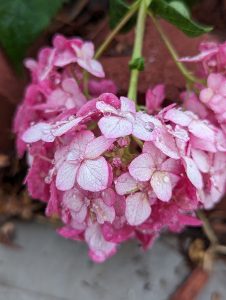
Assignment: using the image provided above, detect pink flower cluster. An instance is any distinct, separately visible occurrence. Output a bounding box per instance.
[14,36,226,262]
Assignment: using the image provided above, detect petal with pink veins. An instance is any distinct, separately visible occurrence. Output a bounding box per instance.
[56,161,79,191]
[129,153,155,181]
[77,157,109,192]
[67,130,94,161]
[125,192,151,226]
[151,171,172,202]
[98,116,133,138]
[84,136,115,159]
[115,172,138,195]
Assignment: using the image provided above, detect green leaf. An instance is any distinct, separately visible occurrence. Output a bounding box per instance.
[129,57,145,71]
[0,0,65,69]
[169,1,190,18]
[150,0,213,37]
[109,0,136,32]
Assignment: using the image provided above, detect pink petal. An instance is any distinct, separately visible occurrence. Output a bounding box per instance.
[161,158,182,174]
[183,156,203,189]
[56,161,79,191]
[84,136,115,159]
[92,198,115,224]
[188,120,215,142]
[71,204,88,224]
[85,223,116,262]
[88,79,117,97]
[98,116,133,138]
[77,157,109,192]
[190,134,217,152]
[101,188,116,206]
[154,127,179,159]
[57,226,84,240]
[164,108,192,126]
[80,42,94,58]
[62,188,84,212]
[129,153,155,181]
[67,130,94,161]
[125,192,151,226]
[96,101,118,115]
[52,117,83,137]
[120,97,136,113]
[22,123,53,143]
[145,84,165,113]
[77,58,105,78]
[62,78,86,100]
[191,149,210,173]
[77,93,120,117]
[143,142,166,165]
[133,112,155,141]
[179,48,218,62]
[45,183,59,216]
[115,172,138,195]
[151,171,172,202]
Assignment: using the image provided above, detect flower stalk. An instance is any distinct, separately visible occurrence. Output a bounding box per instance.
[94,2,139,59]
[127,0,148,103]
[148,10,204,86]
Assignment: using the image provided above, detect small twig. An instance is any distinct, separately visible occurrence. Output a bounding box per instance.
[148,11,205,86]
[197,210,218,245]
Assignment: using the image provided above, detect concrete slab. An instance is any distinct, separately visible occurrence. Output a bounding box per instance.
[0,221,224,300]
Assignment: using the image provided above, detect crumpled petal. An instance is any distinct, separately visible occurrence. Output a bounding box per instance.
[115,172,138,195]
[92,198,115,224]
[85,223,116,263]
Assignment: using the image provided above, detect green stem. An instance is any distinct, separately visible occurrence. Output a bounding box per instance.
[83,2,139,97]
[94,2,139,59]
[127,0,148,102]
[148,11,204,85]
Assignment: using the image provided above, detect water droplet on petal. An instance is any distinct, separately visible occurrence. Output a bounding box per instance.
[144,122,154,132]
[163,175,170,183]
[44,175,51,184]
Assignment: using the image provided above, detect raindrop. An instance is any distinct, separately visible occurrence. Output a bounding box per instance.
[163,176,170,183]
[44,175,51,184]
[144,122,154,132]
